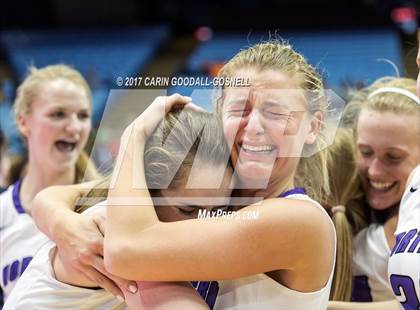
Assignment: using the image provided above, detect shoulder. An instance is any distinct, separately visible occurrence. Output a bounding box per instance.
[256,196,334,229]
[246,196,335,251]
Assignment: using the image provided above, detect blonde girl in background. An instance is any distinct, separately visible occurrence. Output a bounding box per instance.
[0,65,105,301]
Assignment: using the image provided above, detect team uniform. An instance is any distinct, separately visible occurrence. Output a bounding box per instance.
[208,189,337,310]
[5,188,335,309]
[0,180,49,300]
[351,223,394,301]
[388,166,420,310]
[4,201,126,310]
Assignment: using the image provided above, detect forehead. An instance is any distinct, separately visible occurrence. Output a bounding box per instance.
[234,68,300,88]
[223,68,306,110]
[357,109,419,149]
[34,79,90,109]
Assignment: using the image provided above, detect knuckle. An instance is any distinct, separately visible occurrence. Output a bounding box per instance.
[87,237,101,248]
[78,248,92,263]
[91,241,103,252]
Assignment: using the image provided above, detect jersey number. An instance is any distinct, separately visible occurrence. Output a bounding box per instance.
[390,274,420,310]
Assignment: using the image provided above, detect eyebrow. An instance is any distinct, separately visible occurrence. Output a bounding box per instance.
[47,104,90,110]
[261,100,291,109]
[225,98,247,106]
[357,143,408,152]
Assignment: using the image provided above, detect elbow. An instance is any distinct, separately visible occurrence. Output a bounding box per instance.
[104,238,146,279]
[104,239,129,277]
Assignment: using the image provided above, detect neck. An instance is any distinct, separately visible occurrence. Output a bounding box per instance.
[20,160,75,213]
[237,173,296,199]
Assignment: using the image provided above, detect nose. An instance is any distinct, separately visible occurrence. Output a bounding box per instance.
[65,114,82,136]
[367,157,385,179]
[244,109,264,138]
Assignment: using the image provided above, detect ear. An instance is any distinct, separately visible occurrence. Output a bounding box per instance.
[305,111,323,145]
[16,114,30,138]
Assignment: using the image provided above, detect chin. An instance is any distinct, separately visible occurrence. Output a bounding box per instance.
[367,196,399,211]
[236,163,273,187]
[54,159,78,172]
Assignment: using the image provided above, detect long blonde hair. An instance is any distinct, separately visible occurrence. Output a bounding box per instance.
[13,64,99,182]
[323,128,363,300]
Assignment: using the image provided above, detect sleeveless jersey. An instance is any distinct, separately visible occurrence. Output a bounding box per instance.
[0,180,49,300]
[212,189,336,310]
[388,165,420,310]
[351,223,394,301]
[4,201,126,310]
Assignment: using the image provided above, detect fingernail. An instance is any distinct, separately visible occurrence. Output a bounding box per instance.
[117,295,125,303]
[184,96,192,101]
[129,284,138,293]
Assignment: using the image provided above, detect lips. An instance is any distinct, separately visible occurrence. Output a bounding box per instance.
[235,142,278,164]
[55,140,77,153]
[369,179,397,192]
[240,143,277,154]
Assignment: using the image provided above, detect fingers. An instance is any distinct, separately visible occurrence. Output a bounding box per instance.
[184,102,206,112]
[90,255,138,294]
[93,214,106,236]
[165,94,208,114]
[84,266,125,302]
[163,94,193,112]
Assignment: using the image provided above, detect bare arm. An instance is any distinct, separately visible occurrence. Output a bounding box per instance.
[32,181,137,297]
[32,181,97,241]
[50,206,208,309]
[327,300,399,310]
[104,95,335,284]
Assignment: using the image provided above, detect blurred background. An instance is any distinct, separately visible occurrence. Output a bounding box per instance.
[0,0,418,171]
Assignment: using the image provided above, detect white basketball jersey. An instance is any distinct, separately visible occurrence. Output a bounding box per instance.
[351,223,394,301]
[388,165,420,310]
[4,201,126,310]
[213,190,336,310]
[0,181,49,300]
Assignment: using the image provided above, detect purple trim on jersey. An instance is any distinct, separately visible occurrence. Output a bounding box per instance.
[279,187,306,198]
[12,179,25,214]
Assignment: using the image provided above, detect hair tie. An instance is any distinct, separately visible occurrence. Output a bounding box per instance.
[367,87,419,105]
[331,205,346,215]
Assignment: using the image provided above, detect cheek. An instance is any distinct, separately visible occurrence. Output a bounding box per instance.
[392,165,413,186]
[223,117,241,144]
[28,120,54,141]
[356,157,369,175]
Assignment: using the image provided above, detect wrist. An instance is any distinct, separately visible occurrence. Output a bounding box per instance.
[50,208,81,244]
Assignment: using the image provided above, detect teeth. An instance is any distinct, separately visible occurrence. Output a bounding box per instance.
[370,180,394,190]
[55,141,76,152]
[242,144,275,153]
